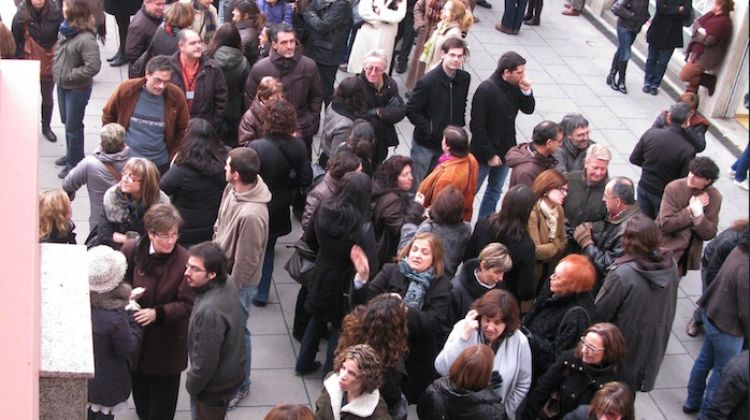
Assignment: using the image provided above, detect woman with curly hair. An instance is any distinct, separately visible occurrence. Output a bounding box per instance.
[160,118,228,248]
[249,98,313,306]
[337,294,410,418]
[39,189,76,244]
[315,344,391,420]
[319,77,368,168]
[371,155,421,268]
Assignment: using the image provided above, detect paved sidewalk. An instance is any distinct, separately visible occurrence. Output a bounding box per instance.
[24,0,748,417]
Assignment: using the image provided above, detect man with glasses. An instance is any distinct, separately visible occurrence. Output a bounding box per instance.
[505,120,562,188]
[184,241,245,419]
[470,50,535,217]
[212,147,271,409]
[102,55,189,174]
[574,176,640,285]
[406,37,471,190]
[245,23,323,158]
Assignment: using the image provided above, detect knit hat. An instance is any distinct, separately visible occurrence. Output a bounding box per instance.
[88,245,128,294]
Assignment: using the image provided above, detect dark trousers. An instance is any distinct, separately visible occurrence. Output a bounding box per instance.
[41,78,55,128]
[317,63,339,106]
[114,13,130,54]
[637,186,663,219]
[395,12,416,65]
[132,371,181,420]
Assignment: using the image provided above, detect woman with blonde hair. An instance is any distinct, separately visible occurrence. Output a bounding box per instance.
[39,189,76,244]
[96,158,170,249]
[419,0,472,70]
[238,76,284,145]
[151,2,195,56]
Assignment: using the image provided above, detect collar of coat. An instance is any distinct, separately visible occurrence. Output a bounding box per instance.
[323,372,382,420]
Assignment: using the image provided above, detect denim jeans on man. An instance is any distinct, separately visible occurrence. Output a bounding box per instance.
[731,144,750,182]
[685,310,744,415]
[57,85,92,169]
[636,186,662,219]
[644,45,675,89]
[255,235,278,304]
[476,163,511,218]
[410,141,441,193]
[237,285,258,393]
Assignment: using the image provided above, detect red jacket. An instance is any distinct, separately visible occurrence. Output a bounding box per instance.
[417,154,479,221]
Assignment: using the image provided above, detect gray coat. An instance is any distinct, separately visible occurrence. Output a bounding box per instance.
[595,254,679,392]
[63,147,131,227]
[186,278,245,399]
[553,139,594,175]
[320,102,356,158]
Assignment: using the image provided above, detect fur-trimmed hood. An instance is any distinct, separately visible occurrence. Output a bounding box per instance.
[90,282,131,310]
[323,372,382,420]
[102,185,170,224]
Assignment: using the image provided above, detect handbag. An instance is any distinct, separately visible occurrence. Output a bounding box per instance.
[284,239,317,288]
[129,40,154,79]
[610,0,632,19]
[24,27,54,78]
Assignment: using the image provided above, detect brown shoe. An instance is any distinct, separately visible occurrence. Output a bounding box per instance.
[686,318,703,337]
[562,9,580,15]
[494,23,515,34]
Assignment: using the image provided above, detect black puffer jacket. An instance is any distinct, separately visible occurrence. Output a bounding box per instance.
[358,73,406,163]
[249,134,312,236]
[302,0,352,66]
[169,52,229,130]
[12,0,63,53]
[646,0,691,49]
[88,283,143,407]
[444,258,504,342]
[523,286,595,380]
[417,376,507,420]
[522,350,634,420]
[582,204,641,278]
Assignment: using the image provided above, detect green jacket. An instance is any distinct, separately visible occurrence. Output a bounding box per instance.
[52,30,101,89]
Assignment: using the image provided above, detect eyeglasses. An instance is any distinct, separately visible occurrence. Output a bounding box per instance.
[185,263,205,273]
[579,337,604,353]
[556,186,568,194]
[152,231,179,241]
[122,173,141,183]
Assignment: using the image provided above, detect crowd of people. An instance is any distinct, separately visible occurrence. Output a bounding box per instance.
[9,0,747,418]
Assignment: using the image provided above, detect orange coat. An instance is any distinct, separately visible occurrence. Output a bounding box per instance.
[417,154,479,221]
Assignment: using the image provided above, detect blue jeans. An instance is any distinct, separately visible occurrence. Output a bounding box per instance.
[476,163,511,218]
[615,25,637,63]
[410,141,441,193]
[58,85,92,168]
[502,0,529,32]
[296,316,340,375]
[685,311,744,414]
[636,186,662,219]
[255,235,278,304]
[731,144,750,182]
[644,45,675,88]
[238,285,258,392]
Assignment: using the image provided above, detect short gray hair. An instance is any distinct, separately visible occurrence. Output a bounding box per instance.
[363,49,388,65]
[585,144,612,163]
[100,123,126,154]
[669,102,691,125]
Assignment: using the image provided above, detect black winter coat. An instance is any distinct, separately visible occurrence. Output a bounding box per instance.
[305,206,377,322]
[464,216,536,301]
[522,350,633,420]
[444,258,504,342]
[124,7,162,64]
[629,124,695,195]
[358,73,406,163]
[701,225,746,287]
[563,170,607,229]
[582,204,641,279]
[407,65,470,150]
[646,0,691,49]
[151,24,180,56]
[353,263,452,403]
[160,161,227,247]
[169,52,229,130]
[470,72,535,164]
[88,283,142,407]
[303,0,352,66]
[417,376,507,420]
[523,286,595,380]
[249,134,312,237]
[615,0,650,32]
[12,0,63,53]
[104,0,142,16]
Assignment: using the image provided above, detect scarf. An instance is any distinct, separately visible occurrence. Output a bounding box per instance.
[437,151,455,165]
[193,0,217,39]
[539,199,559,241]
[59,20,80,39]
[399,258,434,311]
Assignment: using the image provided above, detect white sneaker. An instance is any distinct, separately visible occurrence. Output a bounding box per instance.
[227,387,249,411]
[728,167,736,177]
[734,179,749,190]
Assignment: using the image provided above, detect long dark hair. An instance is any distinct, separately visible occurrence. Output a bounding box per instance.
[488,185,536,242]
[207,22,243,56]
[333,77,368,116]
[323,171,372,231]
[174,118,228,174]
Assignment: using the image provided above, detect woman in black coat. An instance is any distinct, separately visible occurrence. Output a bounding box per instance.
[643,0,692,94]
[151,2,194,56]
[522,323,634,420]
[104,0,142,66]
[159,118,228,248]
[523,254,596,382]
[11,0,63,142]
[464,185,536,303]
[295,172,378,376]
[351,231,452,404]
[418,344,507,420]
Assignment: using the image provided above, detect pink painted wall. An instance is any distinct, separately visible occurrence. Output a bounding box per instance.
[0,59,41,418]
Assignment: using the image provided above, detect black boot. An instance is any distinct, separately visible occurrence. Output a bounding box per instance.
[616,60,628,94]
[606,54,618,87]
[523,0,534,21]
[700,74,717,96]
[524,0,542,25]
